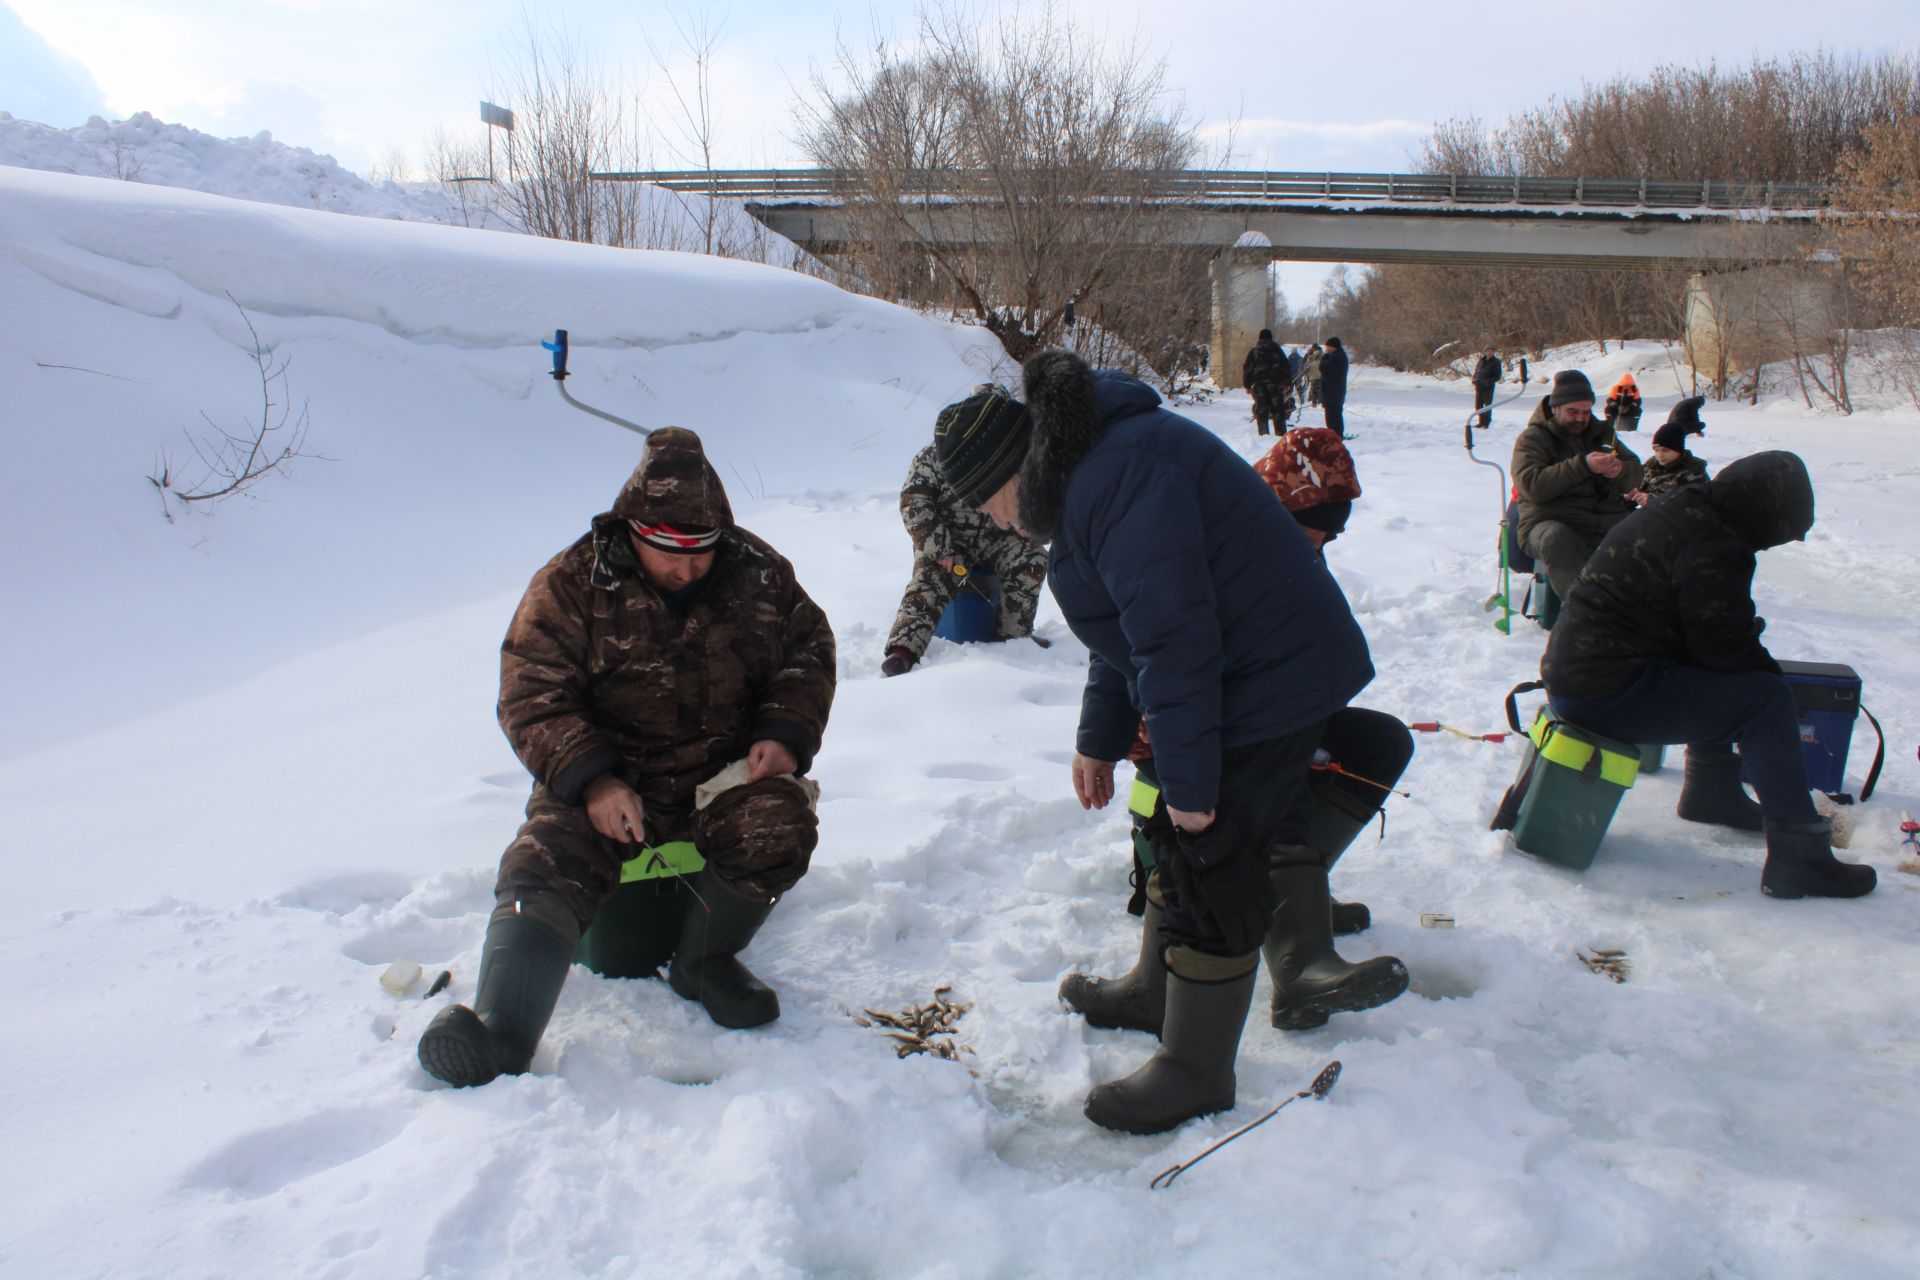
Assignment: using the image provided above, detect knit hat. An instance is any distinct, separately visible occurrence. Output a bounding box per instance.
[934,387,1032,506]
[1324,336,1343,350]
[1549,370,1596,406]
[1664,395,1707,431]
[1258,328,1274,341]
[611,427,731,554]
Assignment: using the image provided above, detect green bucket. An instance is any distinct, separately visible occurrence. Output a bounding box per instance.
[574,842,704,979]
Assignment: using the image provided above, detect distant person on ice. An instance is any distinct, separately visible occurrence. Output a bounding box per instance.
[938,350,1406,1136]
[1510,369,1644,599]
[417,428,837,1088]
[1630,396,1711,504]
[1541,450,1874,899]
[1318,336,1350,437]
[1241,328,1296,436]
[879,394,1050,677]
[1471,346,1504,428]
[1301,341,1324,408]
[1603,372,1643,433]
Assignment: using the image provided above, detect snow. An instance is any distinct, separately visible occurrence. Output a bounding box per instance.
[3,137,1920,1280]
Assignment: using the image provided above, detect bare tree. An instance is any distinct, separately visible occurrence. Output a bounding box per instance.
[149,298,322,521]
[794,1,1205,369]
[1832,113,1920,406]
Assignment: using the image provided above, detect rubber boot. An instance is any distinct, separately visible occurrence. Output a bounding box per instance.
[1059,894,1167,1035]
[1676,748,1764,832]
[667,869,782,1028]
[1083,966,1256,1135]
[417,904,574,1088]
[1761,817,1876,899]
[1264,861,1408,1031]
[1307,711,1414,936]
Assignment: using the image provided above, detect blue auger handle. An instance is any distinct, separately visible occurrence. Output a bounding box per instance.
[542,329,569,380]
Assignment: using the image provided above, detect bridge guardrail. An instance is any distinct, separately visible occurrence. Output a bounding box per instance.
[593,168,1829,211]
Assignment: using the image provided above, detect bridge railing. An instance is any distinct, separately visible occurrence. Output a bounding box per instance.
[594,168,1830,211]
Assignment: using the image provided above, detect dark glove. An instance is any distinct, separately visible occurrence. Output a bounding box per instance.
[1159,816,1276,956]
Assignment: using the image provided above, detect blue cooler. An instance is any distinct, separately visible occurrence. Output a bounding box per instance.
[934,572,1000,643]
[1777,660,1862,794]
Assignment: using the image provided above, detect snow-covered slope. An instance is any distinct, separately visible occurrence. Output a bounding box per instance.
[3,161,1920,1279]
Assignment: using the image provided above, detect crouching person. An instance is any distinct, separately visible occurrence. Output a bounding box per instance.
[418,428,836,1087]
[1541,450,1872,899]
[941,350,1407,1135]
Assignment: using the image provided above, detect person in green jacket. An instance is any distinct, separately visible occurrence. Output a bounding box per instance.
[1509,370,1644,598]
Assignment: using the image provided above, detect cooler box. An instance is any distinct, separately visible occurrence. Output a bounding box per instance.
[1491,709,1642,871]
[1778,660,1862,794]
[934,572,1001,643]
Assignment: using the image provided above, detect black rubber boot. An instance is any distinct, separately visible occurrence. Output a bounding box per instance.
[667,869,782,1028]
[1761,817,1877,899]
[1059,896,1167,1035]
[1676,748,1765,831]
[1083,967,1255,1135]
[417,905,575,1088]
[1330,901,1372,936]
[1264,862,1408,1031]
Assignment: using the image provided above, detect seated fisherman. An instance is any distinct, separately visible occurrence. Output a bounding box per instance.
[1511,370,1645,599]
[417,428,837,1087]
[1631,396,1711,504]
[1540,450,1873,900]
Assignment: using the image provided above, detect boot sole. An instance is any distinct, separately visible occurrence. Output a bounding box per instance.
[417,1007,502,1088]
[1271,960,1410,1031]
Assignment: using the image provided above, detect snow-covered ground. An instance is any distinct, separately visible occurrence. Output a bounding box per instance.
[4,156,1920,1280]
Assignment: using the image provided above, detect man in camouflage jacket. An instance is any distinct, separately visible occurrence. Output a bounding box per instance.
[1510,369,1644,598]
[1241,328,1295,435]
[880,436,1049,676]
[419,428,837,1087]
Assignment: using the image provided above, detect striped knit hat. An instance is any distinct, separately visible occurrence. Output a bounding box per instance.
[934,387,1032,506]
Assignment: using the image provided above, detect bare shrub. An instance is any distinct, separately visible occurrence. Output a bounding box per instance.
[149,298,323,521]
[794,1,1208,372]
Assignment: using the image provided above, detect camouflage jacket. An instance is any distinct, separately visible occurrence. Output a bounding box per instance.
[1241,339,1292,393]
[1640,452,1709,497]
[498,430,836,810]
[1542,452,1815,700]
[1511,397,1644,546]
[899,442,1029,565]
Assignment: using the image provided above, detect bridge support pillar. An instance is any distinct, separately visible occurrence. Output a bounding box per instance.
[1683,264,1842,380]
[1209,249,1273,394]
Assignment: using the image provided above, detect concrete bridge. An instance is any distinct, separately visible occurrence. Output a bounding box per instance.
[600,168,1830,375]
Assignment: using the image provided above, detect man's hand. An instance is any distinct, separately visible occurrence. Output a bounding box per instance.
[937,556,956,572]
[584,774,646,844]
[1071,753,1116,810]
[1627,488,1650,507]
[1586,450,1624,479]
[746,738,800,783]
[1168,805,1215,834]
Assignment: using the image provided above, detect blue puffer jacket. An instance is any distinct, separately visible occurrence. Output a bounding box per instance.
[1017,356,1374,812]
[1319,346,1349,403]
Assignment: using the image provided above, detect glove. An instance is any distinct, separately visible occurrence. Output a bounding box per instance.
[1158,816,1276,956]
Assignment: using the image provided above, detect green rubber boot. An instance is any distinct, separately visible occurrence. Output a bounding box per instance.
[667,869,782,1029]
[417,903,575,1088]
[1083,964,1256,1135]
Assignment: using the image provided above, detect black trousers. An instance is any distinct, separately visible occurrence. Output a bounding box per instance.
[1150,722,1326,956]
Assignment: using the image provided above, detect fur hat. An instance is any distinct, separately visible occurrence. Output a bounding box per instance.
[934,388,1031,507]
[1549,370,1596,406]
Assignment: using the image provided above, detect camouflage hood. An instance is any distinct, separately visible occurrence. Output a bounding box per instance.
[1708,450,1814,549]
[610,427,734,532]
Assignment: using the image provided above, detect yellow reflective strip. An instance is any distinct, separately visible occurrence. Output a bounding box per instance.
[1128,777,1160,819]
[1536,722,1639,789]
[619,841,705,883]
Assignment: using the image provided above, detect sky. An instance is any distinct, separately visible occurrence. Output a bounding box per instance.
[3,0,1915,309]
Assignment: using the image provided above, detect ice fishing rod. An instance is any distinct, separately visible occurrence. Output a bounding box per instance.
[1150,1061,1342,1190]
[541,329,652,437]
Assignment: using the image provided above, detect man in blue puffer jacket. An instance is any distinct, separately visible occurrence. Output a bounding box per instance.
[933,353,1408,1135]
